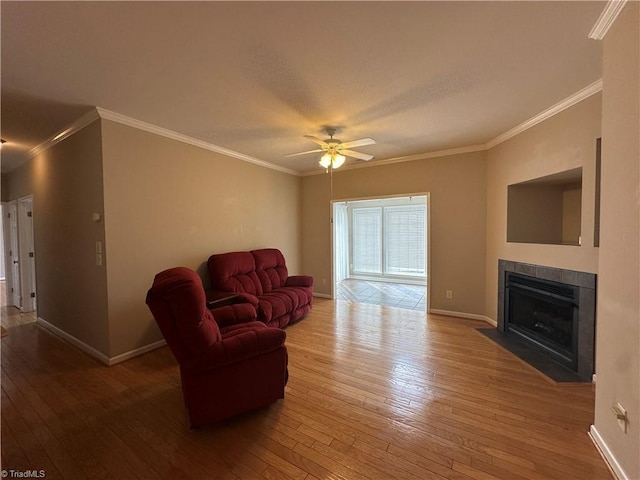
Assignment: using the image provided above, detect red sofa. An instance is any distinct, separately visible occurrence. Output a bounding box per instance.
[207,248,313,328]
[146,267,288,427]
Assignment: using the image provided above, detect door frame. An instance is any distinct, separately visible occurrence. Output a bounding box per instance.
[2,196,37,312]
[18,195,37,312]
[331,192,431,310]
[3,200,21,308]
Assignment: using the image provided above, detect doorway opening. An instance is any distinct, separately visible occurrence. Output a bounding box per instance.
[332,194,429,310]
[1,196,37,331]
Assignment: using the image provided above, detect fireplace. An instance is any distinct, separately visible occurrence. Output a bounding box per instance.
[498,260,596,381]
[505,272,579,370]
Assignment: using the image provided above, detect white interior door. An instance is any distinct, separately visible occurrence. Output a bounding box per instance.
[18,196,36,312]
[333,202,349,289]
[0,206,5,281]
[5,201,21,308]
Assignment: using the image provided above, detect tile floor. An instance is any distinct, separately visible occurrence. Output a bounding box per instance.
[336,278,427,311]
[0,280,37,331]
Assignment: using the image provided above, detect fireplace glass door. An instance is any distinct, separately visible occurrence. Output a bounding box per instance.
[506,273,579,370]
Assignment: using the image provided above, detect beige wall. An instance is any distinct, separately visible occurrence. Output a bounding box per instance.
[100,120,301,357]
[301,151,487,315]
[562,186,582,244]
[3,118,301,360]
[506,182,582,245]
[485,93,601,321]
[3,121,110,354]
[1,174,9,202]
[594,4,639,478]
[507,184,564,244]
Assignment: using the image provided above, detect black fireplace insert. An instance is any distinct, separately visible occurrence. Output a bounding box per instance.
[505,272,579,370]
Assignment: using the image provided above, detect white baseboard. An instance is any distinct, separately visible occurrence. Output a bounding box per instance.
[429,309,496,326]
[108,339,167,366]
[37,317,111,365]
[37,317,166,366]
[589,425,629,480]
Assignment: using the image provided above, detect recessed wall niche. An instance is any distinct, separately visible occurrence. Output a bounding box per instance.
[507,167,582,246]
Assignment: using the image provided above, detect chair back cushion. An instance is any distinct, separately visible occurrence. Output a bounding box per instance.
[146,267,221,363]
[252,249,289,293]
[208,251,263,295]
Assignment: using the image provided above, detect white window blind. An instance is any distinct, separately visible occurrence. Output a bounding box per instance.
[352,207,382,274]
[351,204,426,278]
[384,205,426,275]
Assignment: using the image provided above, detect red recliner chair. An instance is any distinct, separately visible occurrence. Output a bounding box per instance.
[145,267,288,428]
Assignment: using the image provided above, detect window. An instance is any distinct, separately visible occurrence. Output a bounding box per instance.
[385,206,426,276]
[352,207,382,273]
[351,203,426,279]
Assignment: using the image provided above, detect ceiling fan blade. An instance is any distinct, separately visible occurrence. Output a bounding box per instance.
[284,148,323,158]
[340,138,376,149]
[303,135,328,147]
[342,149,374,161]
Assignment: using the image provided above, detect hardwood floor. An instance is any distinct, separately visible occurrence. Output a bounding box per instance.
[1,298,611,479]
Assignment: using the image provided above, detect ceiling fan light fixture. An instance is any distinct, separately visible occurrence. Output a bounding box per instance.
[288,126,375,169]
[319,152,346,170]
[332,154,346,169]
[319,153,332,169]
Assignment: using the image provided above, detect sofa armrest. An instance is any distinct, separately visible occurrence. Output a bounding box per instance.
[234,292,260,306]
[285,275,314,288]
[211,303,257,328]
[206,290,259,308]
[185,324,286,372]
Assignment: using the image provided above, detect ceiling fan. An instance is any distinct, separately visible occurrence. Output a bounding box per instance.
[286,127,375,169]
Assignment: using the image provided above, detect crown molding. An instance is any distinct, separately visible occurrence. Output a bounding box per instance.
[30,78,603,177]
[589,0,628,40]
[303,78,603,176]
[485,79,603,149]
[364,144,487,169]
[95,107,300,176]
[301,144,487,177]
[29,108,100,158]
[28,106,299,176]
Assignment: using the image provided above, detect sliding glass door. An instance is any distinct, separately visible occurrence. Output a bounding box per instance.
[351,202,426,282]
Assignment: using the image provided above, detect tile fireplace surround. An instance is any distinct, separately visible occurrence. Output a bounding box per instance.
[498,259,596,381]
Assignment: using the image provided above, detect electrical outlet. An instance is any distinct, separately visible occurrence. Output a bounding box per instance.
[612,403,627,433]
[446,290,453,299]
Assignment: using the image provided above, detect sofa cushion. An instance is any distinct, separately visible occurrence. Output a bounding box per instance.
[290,303,312,324]
[285,286,312,309]
[252,248,288,292]
[208,251,263,296]
[258,291,293,323]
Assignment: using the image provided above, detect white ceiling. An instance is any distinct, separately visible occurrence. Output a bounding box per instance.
[1,1,604,174]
